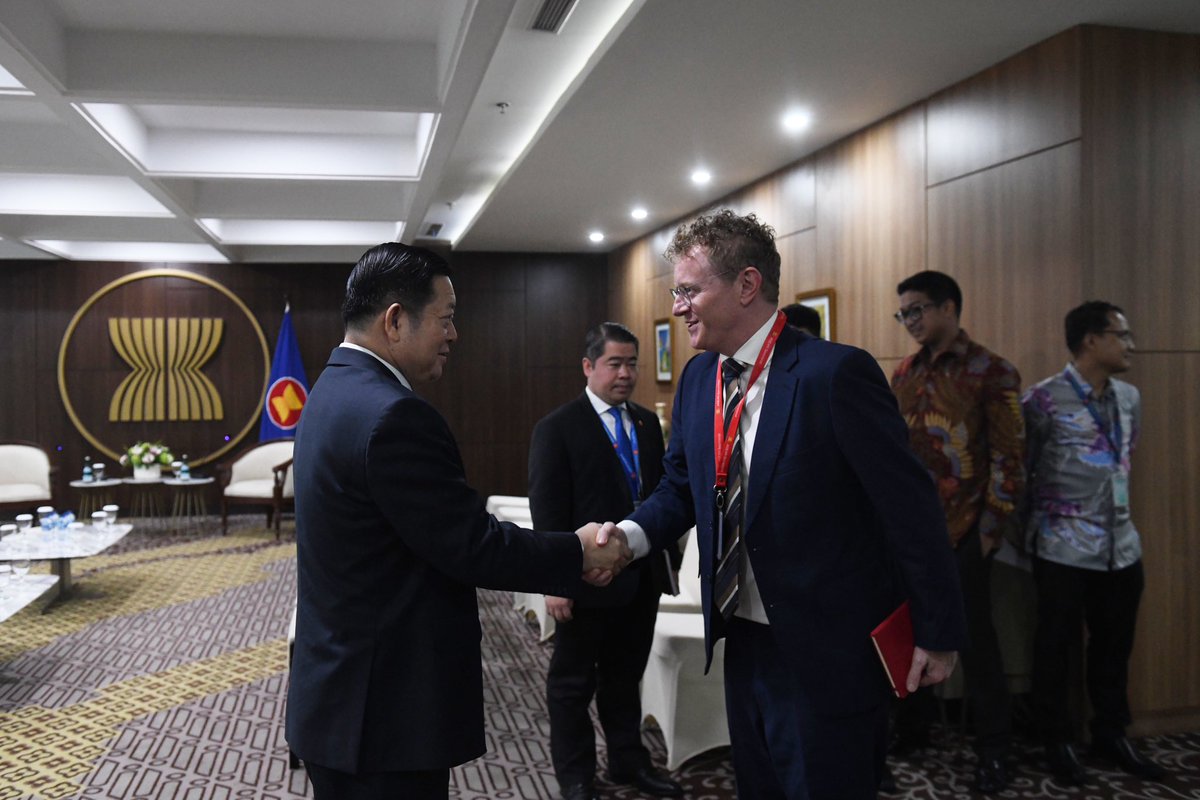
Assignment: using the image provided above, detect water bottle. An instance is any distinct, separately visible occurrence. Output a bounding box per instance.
[82,455,94,483]
[179,455,191,481]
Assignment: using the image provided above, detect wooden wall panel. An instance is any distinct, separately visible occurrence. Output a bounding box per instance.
[1082,26,1200,351]
[0,263,40,439]
[814,106,926,357]
[605,25,1200,732]
[927,28,1081,186]
[1124,354,1200,723]
[927,142,1084,384]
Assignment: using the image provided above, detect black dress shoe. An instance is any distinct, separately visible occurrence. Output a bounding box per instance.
[878,760,898,793]
[974,757,1009,794]
[1091,736,1167,780]
[560,782,598,800]
[1045,743,1088,786]
[610,766,684,797]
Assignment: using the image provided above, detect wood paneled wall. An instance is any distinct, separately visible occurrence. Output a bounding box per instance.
[0,251,604,507]
[608,25,1200,733]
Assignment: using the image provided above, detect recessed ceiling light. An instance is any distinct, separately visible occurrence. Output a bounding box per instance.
[691,169,712,185]
[782,108,813,134]
[631,207,648,220]
[588,231,605,243]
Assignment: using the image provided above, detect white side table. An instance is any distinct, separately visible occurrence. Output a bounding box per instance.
[162,477,215,531]
[68,478,124,517]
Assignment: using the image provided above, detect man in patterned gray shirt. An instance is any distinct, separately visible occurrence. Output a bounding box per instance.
[1022,301,1165,786]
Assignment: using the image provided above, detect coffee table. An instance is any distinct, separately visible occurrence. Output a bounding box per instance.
[0,575,60,622]
[0,524,132,601]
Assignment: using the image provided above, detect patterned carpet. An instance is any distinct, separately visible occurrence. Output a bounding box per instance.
[0,520,1196,800]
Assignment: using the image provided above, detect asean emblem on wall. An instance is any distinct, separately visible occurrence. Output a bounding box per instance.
[57,269,270,467]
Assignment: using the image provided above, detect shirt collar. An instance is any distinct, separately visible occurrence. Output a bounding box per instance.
[1064,361,1113,400]
[585,385,624,416]
[725,311,779,372]
[339,341,411,390]
[915,328,971,366]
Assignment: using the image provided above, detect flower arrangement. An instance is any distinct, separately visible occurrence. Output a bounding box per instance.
[119,441,175,470]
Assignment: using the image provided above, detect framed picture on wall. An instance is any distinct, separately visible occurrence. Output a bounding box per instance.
[795,288,837,341]
[654,319,672,383]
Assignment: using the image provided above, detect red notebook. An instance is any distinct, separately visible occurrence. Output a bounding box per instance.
[870,601,914,699]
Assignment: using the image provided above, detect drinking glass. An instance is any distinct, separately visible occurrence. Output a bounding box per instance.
[92,511,109,528]
[36,506,54,528]
[15,514,33,531]
[103,504,119,526]
[12,558,30,582]
[94,463,107,481]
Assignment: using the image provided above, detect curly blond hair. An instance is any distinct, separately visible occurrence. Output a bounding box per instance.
[664,209,780,303]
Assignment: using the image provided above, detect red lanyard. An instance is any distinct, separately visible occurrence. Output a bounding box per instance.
[713,310,786,490]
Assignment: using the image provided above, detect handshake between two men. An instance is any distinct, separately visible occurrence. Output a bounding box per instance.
[575,521,633,587]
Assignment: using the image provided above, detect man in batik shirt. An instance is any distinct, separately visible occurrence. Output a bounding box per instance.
[891,271,1023,794]
[1022,301,1165,786]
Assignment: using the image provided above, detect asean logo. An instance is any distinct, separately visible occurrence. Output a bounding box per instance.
[266,377,307,430]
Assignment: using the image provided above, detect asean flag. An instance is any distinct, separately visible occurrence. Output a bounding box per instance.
[259,303,309,440]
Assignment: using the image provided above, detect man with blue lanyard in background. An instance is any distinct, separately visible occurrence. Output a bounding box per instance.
[529,322,684,800]
[1023,301,1166,785]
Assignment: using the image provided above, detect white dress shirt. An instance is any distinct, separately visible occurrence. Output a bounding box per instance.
[621,311,779,624]
[340,342,412,390]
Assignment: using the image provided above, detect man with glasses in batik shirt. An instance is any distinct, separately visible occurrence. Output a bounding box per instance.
[1022,301,1165,786]
[890,271,1024,794]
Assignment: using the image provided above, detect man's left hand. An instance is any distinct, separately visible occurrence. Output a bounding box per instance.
[906,647,958,693]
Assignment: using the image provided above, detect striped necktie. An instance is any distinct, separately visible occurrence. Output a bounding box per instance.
[714,357,745,621]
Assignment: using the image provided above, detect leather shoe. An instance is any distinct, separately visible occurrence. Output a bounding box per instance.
[974,757,1009,794]
[610,766,684,797]
[1091,736,1167,780]
[560,782,598,800]
[1045,743,1088,786]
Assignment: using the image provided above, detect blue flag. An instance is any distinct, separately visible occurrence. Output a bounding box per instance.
[260,303,309,440]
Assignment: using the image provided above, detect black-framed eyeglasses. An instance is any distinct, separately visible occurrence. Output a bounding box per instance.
[669,268,740,308]
[1101,328,1135,344]
[893,302,936,324]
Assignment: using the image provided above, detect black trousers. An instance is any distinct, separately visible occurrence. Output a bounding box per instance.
[305,761,449,800]
[1031,557,1144,744]
[547,568,661,786]
[724,617,888,800]
[896,529,1011,755]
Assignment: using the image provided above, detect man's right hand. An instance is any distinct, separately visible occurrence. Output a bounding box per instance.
[576,521,633,585]
[545,595,574,622]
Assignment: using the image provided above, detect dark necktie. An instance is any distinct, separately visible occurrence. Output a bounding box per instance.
[714,358,745,621]
[608,407,639,501]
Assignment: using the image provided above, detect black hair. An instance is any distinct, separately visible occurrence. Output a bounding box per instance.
[342,242,452,330]
[584,322,639,362]
[897,271,963,318]
[1065,300,1125,355]
[780,303,822,338]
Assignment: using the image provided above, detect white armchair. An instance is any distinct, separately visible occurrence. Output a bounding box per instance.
[217,439,294,538]
[0,440,55,516]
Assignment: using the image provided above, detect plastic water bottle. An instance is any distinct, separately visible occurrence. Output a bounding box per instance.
[82,455,94,483]
[179,455,191,481]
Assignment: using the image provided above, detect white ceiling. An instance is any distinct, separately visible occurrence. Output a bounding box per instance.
[1,0,1198,262]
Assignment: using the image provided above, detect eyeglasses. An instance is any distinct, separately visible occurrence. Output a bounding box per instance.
[669,268,740,308]
[1101,328,1135,344]
[893,302,936,324]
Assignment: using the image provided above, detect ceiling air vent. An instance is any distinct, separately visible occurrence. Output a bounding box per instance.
[530,0,579,34]
[424,223,444,238]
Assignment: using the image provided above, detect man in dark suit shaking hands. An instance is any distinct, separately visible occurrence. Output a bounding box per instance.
[286,243,632,800]
[529,322,684,800]
[618,210,968,799]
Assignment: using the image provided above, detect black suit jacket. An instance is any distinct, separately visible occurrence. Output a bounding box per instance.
[528,393,677,608]
[286,346,584,773]
[631,326,968,713]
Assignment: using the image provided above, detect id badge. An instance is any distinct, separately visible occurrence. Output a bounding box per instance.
[713,489,726,554]
[1111,470,1130,510]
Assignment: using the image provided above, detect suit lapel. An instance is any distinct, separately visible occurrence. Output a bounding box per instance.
[743,332,800,534]
[576,393,634,505]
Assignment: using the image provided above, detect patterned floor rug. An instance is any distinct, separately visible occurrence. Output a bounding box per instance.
[0,520,1196,799]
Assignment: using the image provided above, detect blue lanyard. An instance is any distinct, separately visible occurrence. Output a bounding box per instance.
[1064,369,1123,457]
[602,407,643,500]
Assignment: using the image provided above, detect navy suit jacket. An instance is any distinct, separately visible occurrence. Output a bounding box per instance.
[631,325,967,713]
[528,393,677,608]
[286,346,584,773]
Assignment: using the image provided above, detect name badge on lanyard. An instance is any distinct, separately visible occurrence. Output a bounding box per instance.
[1064,368,1128,511]
[1111,470,1130,511]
